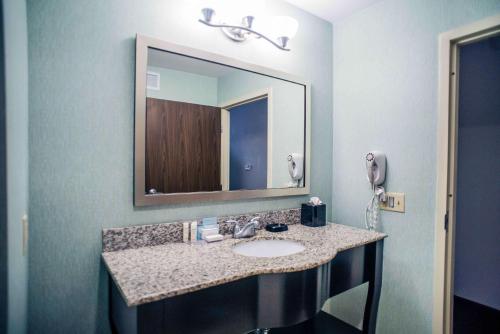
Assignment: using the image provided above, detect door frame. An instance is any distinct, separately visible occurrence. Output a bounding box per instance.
[0,1,7,331]
[219,88,273,190]
[433,14,500,334]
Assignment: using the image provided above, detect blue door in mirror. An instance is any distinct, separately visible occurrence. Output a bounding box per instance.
[229,98,268,190]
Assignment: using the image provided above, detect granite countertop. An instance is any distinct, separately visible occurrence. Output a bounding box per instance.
[102,223,386,307]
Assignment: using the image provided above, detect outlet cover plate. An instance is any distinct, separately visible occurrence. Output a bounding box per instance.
[380,192,405,213]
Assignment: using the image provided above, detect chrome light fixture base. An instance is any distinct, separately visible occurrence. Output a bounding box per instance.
[220,16,255,42]
[221,26,248,42]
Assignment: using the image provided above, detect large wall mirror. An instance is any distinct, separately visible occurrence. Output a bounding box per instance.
[135,35,310,205]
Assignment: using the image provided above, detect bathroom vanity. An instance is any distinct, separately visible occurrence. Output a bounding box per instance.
[102,211,386,334]
[114,36,387,333]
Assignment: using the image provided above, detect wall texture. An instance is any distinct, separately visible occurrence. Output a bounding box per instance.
[26,0,332,332]
[3,0,29,332]
[329,0,500,333]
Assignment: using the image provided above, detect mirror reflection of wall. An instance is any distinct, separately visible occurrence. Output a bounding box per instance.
[144,48,305,195]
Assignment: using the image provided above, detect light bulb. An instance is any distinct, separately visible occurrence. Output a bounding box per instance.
[214,0,265,23]
[244,0,266,18]
[270,16,299,39]
[199,0,220,10]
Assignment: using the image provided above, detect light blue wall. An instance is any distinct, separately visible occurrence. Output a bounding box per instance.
[3,0,29,333]
[329,0,500,333]
[218,71,305,188]
[146,66,218,106]
[26,0,332,332]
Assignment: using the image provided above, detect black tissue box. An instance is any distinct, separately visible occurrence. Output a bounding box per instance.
[301,203,326,227]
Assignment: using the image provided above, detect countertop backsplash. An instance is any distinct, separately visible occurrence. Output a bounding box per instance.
[102,208,301,252]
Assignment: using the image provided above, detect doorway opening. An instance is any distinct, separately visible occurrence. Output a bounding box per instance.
[227,97,268,190]
[452,33,500,334]
[434,15,500,334]
[220,89,273,191]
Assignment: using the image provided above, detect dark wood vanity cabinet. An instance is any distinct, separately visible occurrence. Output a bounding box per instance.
[109,240,383,334]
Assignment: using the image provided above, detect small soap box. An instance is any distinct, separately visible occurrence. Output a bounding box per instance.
[197,217,224,243]
[301,197,326,227]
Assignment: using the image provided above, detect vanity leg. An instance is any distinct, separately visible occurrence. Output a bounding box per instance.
[109,277,119,334]
[109,275,139,334]
[362,240,384,334]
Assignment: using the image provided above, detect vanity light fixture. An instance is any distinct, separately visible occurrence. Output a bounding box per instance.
[198,2,298,51]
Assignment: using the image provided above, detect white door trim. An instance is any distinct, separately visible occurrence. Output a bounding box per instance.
[433,14,500,334]
[219,88,273,189]
[220,108,230,190]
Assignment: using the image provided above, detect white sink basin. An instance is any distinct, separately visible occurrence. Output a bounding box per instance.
[232,239,305,258]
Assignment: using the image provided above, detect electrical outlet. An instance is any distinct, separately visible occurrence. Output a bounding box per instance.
[380,192,405,213]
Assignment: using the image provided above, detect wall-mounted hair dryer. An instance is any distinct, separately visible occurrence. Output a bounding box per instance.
[288,153,303,186]
[365,151,386,231]
[366,151,386,186]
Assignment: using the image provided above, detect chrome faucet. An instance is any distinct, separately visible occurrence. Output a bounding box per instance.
[231,217,260,238]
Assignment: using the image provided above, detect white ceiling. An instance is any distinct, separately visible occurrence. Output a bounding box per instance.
[284,0,382,22]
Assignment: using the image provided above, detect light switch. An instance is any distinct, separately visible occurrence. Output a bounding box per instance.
[380,192,405,213]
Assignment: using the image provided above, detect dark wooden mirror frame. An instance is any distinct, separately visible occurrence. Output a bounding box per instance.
[134,34,311,206]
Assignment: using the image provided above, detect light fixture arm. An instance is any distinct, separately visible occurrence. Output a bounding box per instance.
[198,19,291,51]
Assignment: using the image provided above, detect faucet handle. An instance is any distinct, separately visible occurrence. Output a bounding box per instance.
[250,217,261,226]
[226,219,240,233]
